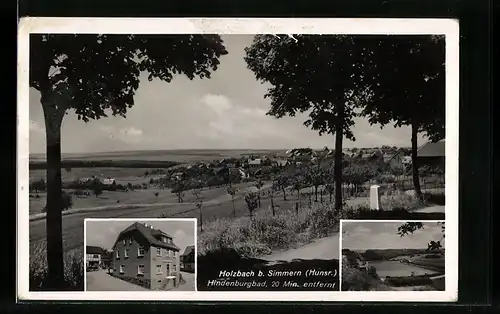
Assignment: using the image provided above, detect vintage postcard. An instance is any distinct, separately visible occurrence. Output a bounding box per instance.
[17,17,458,301]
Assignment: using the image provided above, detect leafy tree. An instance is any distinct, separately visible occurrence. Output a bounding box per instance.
[192,188,203,232]
[244,191,259,218]
[291,171,305,207]
[29,34,227,288]
[226,186,238,217]
[172,182,186,203]
[307,166,325,202]
[254,179,264,208]
[362,35,445,200]
[245,35,372,212]
[42,191,73,213]
[275,172,290,201]
[397,222,445,251]
[324,169,336,203]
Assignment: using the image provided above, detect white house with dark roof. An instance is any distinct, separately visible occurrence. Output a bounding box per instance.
[112,222,181,290]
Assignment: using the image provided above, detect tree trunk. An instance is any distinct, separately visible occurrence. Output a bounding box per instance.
[314,186,318,202]
[334,105,344,212]
[329,192,333,203]
[282,188,287,201]
[320,189,323,203]
[271,195,275,216]
[199,206,203,232]
[43,107,65,290]
[258,191,261,208]
[231,198,236,217]
[411,123,423,199]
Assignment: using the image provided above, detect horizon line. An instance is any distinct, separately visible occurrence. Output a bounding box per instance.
[29,145,412,156]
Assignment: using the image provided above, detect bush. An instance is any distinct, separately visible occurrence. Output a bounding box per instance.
[29,242,84,291]
[41,191,73,213]
[29,178,46,192]
[198,202,357,259]
[111,273,151,289]
[423,192,445,205]
[380,192,427,211]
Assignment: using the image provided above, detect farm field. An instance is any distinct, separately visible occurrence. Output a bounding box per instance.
[30,149,285,163]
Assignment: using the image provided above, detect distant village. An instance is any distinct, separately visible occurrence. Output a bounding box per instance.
[70,140,444,192]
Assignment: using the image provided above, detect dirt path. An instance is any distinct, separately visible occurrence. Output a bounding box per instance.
[413,205,445,213]
[86,270,148,291]
[263,232,340,264]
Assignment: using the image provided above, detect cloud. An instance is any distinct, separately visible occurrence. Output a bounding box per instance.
[202,93,233,116]
[29,120,44,134]
[100,126,144,144]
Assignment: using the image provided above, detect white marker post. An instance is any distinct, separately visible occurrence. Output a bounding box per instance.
[370,185,381,210]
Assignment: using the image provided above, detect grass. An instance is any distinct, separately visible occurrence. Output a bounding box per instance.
[198,202,357,259]
[29,240,84,291]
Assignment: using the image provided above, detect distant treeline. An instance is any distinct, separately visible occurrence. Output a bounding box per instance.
[29,159,179,170]
[342,248,445,261]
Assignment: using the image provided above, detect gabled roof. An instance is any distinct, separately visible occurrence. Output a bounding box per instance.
[417,140,445,157]
[181,245,195,257]
[86,245,103,255]
[113,222,180,251]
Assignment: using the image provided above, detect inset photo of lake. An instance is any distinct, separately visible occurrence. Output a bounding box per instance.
[340,220,445,291]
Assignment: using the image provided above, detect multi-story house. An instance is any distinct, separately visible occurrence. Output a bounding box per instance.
[86,245,103,270]
[112,222,181,290]
[180,245,195,273]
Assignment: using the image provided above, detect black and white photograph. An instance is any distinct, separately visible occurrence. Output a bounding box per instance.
[18,18,458,301]
[84,218,196,291]
[341,220,445,291]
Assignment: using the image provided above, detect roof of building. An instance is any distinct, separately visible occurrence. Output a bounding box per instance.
[113,222,180,251]
[181,245,195,257]
[86,245,103,255]
[417,140,445,157]
[248,159,262,165]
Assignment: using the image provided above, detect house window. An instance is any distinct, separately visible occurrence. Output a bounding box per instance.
[128,238,133,245]
[123,239,126,245]
[156,248,161,256]
[173,251,176,257]
[116,250,120,259]
[93,254,99,258]
[119,265,125,274]
[138,264,145,275]
[156,265,162,274]
[173,264,176,271]
[161,236,167,243]
[167,250,171,257]
[124,249,129,258]
[138,247,145,257]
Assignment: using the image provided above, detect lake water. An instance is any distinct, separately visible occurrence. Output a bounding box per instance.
[369,260,439,277]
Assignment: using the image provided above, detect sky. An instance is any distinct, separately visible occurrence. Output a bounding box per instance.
[85,219,195,253]
[29,35,427,154]
[342,221,445,251]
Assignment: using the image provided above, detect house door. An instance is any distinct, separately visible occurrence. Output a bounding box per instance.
[166,263,171,276]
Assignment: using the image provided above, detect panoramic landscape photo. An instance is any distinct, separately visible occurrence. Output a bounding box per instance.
[341,221,446,291]
[27,33,446,291]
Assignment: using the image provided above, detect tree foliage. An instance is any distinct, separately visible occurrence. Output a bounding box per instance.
[397,222,445,251]
[362,35,446,142]
[30,34,228,122]
[244,35,374,211]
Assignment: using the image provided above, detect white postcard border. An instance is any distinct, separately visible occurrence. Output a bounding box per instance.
[17,17,459,302]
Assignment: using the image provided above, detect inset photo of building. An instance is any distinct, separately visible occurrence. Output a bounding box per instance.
[84,218,196,291]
